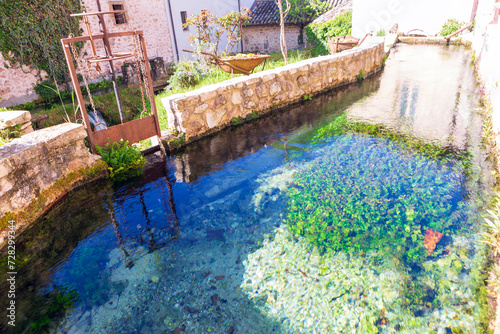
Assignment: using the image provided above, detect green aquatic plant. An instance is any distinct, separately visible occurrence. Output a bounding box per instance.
[481,202,500,257]
[167,133,186,149]
[28,287,78,333]
[356,69,365,82]
[314,114,469,161]
[97,140,145,182]
[285,115,474,262]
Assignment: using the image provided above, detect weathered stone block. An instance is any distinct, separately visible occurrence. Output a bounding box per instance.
[262,72,277,83]
[0,123,104,226]
[0,110,31,129]
[255,84,269,98]
[206,109,227,128]
[244,100,256,109]
[269,82,282,96]
[214,95,228,108]
[297,75,309,87]
[195,103,209,113]
[243,88,254,98]
[231,91,243,104]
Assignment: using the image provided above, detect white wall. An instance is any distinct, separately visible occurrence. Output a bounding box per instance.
[166,0,254,61]
[472,0,500,150]
[352,0,474,37]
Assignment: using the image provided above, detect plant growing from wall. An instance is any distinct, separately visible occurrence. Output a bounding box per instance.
[96,140,145,182]
[0,0,82,84]
[305,11,352,57]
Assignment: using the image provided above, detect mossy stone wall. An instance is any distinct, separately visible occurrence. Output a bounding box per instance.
[0,123,107,247]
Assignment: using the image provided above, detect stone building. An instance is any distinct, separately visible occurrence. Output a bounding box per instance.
[242,0,351,54]
[243,0,305,54]
[0,0,175,108]
[166,0,254,61]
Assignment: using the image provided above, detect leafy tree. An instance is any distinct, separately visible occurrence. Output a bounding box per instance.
[184,8,251,56]
[0,0,82,85]
[219,9,251,55]
[286,0,331,46]
[275,0,291,64]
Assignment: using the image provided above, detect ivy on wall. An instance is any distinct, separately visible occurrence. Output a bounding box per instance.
[0,0,82,84]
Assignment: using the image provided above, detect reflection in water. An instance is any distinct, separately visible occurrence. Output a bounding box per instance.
[348,44,476,151]
[0,44,492,333]
[172,77,381,183]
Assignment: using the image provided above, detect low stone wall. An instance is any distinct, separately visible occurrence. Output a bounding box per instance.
[0,123,107,246]
[398,36,472,46]
[162,39,385,142]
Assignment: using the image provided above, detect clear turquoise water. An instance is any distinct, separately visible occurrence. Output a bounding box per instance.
[0,44,492,333]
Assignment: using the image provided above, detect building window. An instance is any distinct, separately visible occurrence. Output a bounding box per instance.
[112,4,127,25]
[181,11,188,30]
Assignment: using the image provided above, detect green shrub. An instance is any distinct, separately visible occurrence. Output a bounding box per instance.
[34,79,59,101]
[169,60,207,88]
[96,140,145,182]
[305,11,352,57]
[439,18,466,37]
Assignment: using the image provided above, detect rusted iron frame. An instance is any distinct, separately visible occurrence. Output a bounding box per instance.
[61,30,161,154]
[95,0,124,123]
[61,30,140,44]
[444,22,472,41]
[70,10,126,17]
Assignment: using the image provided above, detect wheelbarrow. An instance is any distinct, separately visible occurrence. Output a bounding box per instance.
[327,34,369,54]
[183,50,270,75]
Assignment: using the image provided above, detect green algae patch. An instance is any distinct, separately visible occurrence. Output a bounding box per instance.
[285,114,477,262]
[285,135,472,262]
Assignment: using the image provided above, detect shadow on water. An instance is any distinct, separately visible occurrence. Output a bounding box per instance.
[0,179,114,332]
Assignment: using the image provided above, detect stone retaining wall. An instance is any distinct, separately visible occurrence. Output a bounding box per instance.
[162,39,385,142]
[398,36,472,46]
[0,123,107,246]
[0,110,33,136]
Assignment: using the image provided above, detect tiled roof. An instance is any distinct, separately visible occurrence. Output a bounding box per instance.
[311,0,352,24]
[247,0,296,26]
[247,0,352,26]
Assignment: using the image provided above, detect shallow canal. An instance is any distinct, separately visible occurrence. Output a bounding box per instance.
[1,44,494,333]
